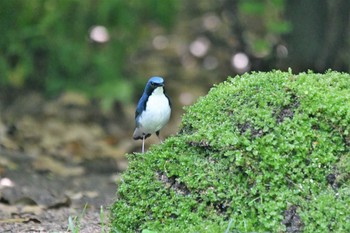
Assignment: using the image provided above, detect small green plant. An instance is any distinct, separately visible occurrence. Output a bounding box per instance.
[111,70,350,232]
[100,205,106,233]
[67,204,88,233]
[67,204,107,233]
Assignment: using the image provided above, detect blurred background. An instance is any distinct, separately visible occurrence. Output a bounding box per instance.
[1,0,350,138]
[0,0,350,231]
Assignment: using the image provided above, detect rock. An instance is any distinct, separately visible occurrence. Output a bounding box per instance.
[111,71,350,232]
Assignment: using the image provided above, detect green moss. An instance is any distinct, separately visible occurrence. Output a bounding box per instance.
[111,70,350,232]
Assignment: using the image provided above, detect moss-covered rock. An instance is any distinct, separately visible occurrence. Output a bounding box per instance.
[111,71,350,232]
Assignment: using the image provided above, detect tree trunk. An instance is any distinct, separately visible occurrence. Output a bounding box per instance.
[284,0,328,72]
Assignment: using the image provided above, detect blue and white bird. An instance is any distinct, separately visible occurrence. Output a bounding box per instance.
[133,76,171,153]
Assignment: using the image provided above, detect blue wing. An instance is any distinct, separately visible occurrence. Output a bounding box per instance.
[135,94,149,126]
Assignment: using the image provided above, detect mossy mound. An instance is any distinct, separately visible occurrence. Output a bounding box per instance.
[111,71,350,232]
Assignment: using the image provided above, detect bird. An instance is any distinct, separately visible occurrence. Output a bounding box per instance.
[133,76,171,153]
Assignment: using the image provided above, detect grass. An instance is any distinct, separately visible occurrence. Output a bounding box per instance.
[67,204,107,233]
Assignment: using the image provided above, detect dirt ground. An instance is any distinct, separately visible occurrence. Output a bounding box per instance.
[0,91,138,232]
[0,148,118,232]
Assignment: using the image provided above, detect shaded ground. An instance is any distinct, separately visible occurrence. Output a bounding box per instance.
[0,91,137,232]
[0,149,118,232]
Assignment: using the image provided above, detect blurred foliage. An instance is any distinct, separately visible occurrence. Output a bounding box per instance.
[0,0,179,108]
[235,0,350,71]
[237,0,291,55]
[1,0,349,109]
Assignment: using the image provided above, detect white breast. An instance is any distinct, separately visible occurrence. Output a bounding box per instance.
[136,87,171,136]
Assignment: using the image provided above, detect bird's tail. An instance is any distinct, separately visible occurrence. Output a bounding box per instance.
[133,128,151,140]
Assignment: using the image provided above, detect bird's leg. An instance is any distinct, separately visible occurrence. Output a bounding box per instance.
[156,131,163,143]
[142,135,145,154]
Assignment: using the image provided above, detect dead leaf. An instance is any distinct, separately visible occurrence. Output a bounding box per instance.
[59,91,89,107]
[84,191,99,198]
[0,203,17,214]
[47,195,71,209]
[21,205,44,215]
[32,156,84,176]
[65,191,83,200]
[15,197,38,205]
[0,157,17,170]
[0,217,33,223]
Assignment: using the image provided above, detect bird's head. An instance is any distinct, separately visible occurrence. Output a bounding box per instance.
[148,76,164,88]
[144,76,165,95]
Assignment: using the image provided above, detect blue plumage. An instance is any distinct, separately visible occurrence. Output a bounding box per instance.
[133,77,171,153]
